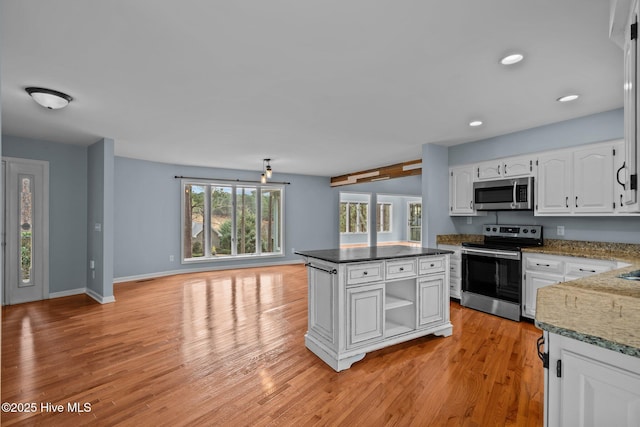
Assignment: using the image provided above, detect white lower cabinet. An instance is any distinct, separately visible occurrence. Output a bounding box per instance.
[437,244,462,299]
[544,331,640,427]
[522,253,617,319]
[303,254,453,371]
[346,283,384,348]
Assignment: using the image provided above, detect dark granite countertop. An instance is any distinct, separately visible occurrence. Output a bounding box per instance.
[295,245,452,264]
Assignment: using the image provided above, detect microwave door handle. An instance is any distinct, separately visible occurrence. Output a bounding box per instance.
[512,181,517,204]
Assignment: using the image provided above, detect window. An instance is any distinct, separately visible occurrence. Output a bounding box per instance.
[339,202,368,233]
[182,181,284,261]
[376,203,392,233]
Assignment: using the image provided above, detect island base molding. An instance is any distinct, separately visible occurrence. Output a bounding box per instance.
[305,323,453,372]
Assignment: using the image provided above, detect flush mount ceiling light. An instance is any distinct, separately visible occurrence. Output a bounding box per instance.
[469,120,483,127]
[500,53,524,65]
[260,158,273,183]
[25,87,73,109]
[556,94,580,103]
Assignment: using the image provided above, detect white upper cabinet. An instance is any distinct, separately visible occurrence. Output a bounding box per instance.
[612,0,640,211]
[476,156,534,181]
[449,165,476,215]
[536,141,619,215]
[536,150,573,214]
[572,144,615,213]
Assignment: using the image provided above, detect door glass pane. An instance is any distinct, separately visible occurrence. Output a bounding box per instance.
[260,188,282,254]
[211,186,233,255]
[184,184,206,258]
[236,186,257,255]
[19,175,33,285]
[409,203,422,242]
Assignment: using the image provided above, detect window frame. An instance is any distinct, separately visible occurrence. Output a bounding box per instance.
[181,179,285,263]
[339,201,369,234]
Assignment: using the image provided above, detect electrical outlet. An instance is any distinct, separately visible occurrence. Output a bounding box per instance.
[291,247,296,254]
[466,217,472,225]
[557,225,565,236]
[169,255,174,262]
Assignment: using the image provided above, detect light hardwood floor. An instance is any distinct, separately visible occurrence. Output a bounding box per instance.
[1,264,543,426]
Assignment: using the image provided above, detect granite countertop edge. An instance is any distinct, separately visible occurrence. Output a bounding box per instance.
[295,246,453,264]
[535,320,640,358]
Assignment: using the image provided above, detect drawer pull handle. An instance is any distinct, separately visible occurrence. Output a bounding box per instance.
[536,263,550,267]
[578,268,596,273]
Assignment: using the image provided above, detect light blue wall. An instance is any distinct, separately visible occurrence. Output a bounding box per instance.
[377,194,421,244]
[113,156,337,279]
[449,108,624,166]
[447,108,640,244]
[87,138,114,300]
[423,143,456,246]
[3,135,88,293]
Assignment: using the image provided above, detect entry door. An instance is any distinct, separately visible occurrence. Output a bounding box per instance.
[3,158,49,305]
[408,202,422,243]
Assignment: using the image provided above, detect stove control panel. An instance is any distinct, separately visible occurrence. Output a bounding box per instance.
[483,224,542,239]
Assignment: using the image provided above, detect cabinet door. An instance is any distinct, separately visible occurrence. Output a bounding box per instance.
[623,3,639,208]
[536,151,572,214]
[573,145,615,213]
[523,271,562,318]
[418,275,445,327]
[547,333,640,427]
[346,284,384,348]
[449,166,475,215]
[614,139,629,212]
[502,156,533,178]
[476,161,502,180]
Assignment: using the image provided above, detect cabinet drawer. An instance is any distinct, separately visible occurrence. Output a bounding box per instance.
[346,262,384,285]
[565,261,614,278]
[386,259,417,280]
[525,256,564,274]
[449,259,461,279]
[418,257,446,275]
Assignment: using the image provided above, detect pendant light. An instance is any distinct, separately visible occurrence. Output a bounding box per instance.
[261,158,273,183]
[25,87,73,109]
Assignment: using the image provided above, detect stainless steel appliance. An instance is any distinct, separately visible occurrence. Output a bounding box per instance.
[461,224,543,321]
[473,177,533,211]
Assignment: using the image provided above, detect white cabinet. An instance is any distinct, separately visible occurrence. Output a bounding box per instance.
[302,253,453,371]
[449,165,476,215]
[522,253,617,319]
[437,244,462,299]
[346,283,384,348]
[544,331,640,427]
[573,144,615,213]
[611,0,640,211]
[476,155,534,181]
[536,141,619,215]
[536,150,573,214]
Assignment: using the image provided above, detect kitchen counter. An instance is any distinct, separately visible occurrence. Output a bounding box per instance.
[527,239,640,358]
[435,234,483,246]
[295,245,452,264]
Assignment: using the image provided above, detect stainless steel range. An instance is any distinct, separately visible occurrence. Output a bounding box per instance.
[461,224,543,321]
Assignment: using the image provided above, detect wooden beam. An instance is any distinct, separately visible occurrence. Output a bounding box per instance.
[330,159,422,187]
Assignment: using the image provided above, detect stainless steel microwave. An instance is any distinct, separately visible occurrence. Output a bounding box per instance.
[473,177,533,211]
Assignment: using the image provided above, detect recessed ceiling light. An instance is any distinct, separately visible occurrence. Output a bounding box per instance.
[469,120,483,127]
[500,53,524,65]
[556,94,579,102]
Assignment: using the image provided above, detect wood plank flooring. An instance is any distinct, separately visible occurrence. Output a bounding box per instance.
[1,264,543,426]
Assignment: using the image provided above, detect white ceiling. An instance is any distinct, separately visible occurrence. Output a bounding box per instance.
[0,0,624,177]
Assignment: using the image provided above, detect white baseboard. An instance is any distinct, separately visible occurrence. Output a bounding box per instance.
[49,288,86,299]
[114,259,305,284]
[85,288,116,304]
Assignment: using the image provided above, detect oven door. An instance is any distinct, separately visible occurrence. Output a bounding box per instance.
[462,247,522,303]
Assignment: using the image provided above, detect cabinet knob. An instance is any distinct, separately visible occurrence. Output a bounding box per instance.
[399,267,404,271]
[363,271,368,275]
[430,263,435,267]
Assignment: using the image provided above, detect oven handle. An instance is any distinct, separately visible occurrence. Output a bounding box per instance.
[461,247,521,260]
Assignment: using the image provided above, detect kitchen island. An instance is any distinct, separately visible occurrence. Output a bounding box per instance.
[296,245,453,371]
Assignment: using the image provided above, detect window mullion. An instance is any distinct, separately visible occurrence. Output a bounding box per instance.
[204,185,212,257]
[231,186,237,256]
[256,187,262,255]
